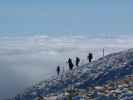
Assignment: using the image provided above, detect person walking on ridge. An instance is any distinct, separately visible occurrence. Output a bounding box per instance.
[87,52,93,62]
[75,57,80,67]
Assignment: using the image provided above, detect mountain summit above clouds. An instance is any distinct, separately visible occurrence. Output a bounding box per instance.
[7,49,133,100]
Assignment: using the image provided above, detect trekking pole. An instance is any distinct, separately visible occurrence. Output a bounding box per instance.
[103,48,105,57]
[71,70,73,100]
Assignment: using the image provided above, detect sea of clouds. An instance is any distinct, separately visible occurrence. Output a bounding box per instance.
[0,34,133,99]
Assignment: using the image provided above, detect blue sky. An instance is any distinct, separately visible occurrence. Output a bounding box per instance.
[0,0,133,36]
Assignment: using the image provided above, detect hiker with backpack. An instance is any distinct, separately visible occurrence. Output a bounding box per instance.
[56,66,60,76]
[87,53,93,62]
[68,58,74,71]
[75,57,80,67]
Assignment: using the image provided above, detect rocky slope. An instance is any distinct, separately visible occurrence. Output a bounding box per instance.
[7,49,133,100]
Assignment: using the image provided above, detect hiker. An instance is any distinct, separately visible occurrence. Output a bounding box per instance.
[75,57,80,67]
[87,53,93,62]
[68,58,74,70]
[56,66,60,76]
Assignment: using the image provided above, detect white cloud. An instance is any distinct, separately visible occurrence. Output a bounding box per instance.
[0,34,133,99]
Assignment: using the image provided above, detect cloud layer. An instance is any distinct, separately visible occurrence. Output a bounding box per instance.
[0,34,133,99]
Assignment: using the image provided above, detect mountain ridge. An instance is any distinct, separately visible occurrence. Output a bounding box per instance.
[7,48,133,100]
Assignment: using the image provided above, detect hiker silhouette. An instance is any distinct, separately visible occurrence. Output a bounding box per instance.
[56,66,60,76]
[75,57,80,67]
[68,58,74,70]
[88,53,93,62]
